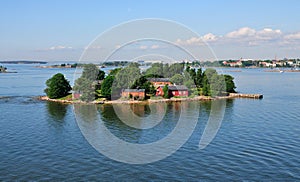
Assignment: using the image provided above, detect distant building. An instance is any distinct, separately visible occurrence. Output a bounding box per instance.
[147,78,172,87]
[222,60,242,67]
[156,85,189,97]
[121,89,145,100]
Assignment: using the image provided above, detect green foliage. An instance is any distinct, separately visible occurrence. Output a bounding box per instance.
[81,63,105,81]
[144,74,163,78]
[201,74,211,96]
[131,76,156,96]
[195,68,203,88]
[188,68,197,82]
[209,74,226,97]
[101,75,115,99]
[73,63,106,101]
[81,64,100,81]
[113,65,141,91]
[44,73,72,99]
[145,63,164,77]
[200,68,231,97]
[73,77,95,101]
[128,62,140,68]
[98,70,105,80]
[224,74,236,93]
[163,84,169,99]
[108,68,122,76]
[170,74,184,85]
[204,68,218,80]
[164,63,185,78]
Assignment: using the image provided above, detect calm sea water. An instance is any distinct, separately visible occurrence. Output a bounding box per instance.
[0,64,299,181]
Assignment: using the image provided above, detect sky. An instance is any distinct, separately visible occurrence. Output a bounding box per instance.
[1,0,300,61]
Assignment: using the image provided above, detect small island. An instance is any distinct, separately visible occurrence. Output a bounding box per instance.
[40,62,263,104]
[0,65,7,73]
[0,65,17,73]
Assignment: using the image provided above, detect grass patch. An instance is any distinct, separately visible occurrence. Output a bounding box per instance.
[57,94,72,100]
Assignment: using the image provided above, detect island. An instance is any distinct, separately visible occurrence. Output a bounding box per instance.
[39,62,263,104]
[0,66,7,73]
[0,65,17,73]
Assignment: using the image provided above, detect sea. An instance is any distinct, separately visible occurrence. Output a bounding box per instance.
[0,64,299,181]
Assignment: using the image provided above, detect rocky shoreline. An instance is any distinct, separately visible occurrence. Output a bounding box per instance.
[38,93,263,105]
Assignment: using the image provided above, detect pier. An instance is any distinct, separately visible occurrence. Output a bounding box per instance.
[229,93,263,99]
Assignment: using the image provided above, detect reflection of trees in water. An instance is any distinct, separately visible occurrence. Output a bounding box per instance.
[130,104,151,117]
[201,99,233,115]
[47,101,68,121]
[74,104,98,123]
[97,103,181,144]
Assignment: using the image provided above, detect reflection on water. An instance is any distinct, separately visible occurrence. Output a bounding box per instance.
[46,102,68,121]
[97,103,179,143]
[130,104,151,117]
[75,100,201,164]
[199,99,226,149]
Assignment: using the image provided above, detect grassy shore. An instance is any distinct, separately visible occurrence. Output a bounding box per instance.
[38,93,262,105]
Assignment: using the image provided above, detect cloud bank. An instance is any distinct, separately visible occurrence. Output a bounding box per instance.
[176,27,300,47]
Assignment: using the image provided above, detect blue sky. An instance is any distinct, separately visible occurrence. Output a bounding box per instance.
[1,0,300,61]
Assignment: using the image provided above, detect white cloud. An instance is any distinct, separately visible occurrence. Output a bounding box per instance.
[175,37,203,46]
[35,45,74,52]
[84,45,102,50]
[284,32,300,40]
[150,45,159,49]
[139,45,147,50]
[226,27,256,38]
[175,33,219,46]
[202,33,218,42]
[49,45,73,50]
[256,28,282,40]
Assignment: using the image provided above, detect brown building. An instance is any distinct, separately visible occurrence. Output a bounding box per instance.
[121,89,145,100]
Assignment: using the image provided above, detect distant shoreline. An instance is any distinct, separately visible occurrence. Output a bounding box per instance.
[0,61,47,64]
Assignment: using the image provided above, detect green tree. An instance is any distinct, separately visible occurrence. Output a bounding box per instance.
[73,77,95,101]
[108,68,122,76]
[97,69,105,80]
[224,74,236,93]
[113,65,141,91]
[202,74,210,96]
[195,68,203,88]
[188,68,197,83]
[81,64,100,81]
[210,74,226,97]
[166,63,185,78]
[203,68,218,80]
[170,74,184,85]
[145,63,164,77]
[101,75,115,99]
[163,84,169,99]
[44,73,71,99]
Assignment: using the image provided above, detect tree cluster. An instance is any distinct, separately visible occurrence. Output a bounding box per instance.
[73,64,105,101]
[183,67,236,96]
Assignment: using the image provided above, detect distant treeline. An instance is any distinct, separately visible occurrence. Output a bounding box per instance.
[0,61,47,64]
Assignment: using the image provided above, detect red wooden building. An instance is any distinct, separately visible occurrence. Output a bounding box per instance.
[156,85,189,97]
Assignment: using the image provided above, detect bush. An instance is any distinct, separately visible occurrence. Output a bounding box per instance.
[45,73,71,99]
